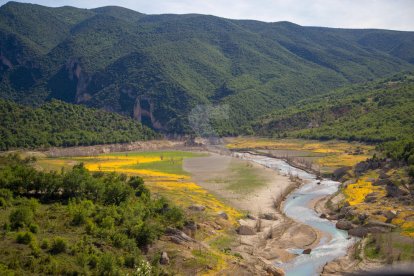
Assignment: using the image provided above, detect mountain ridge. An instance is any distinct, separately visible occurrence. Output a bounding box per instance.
[1,1,414,134]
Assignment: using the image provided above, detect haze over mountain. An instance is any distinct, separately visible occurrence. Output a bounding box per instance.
[1,1,414,134]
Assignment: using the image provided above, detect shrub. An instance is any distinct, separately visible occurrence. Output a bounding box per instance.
[9,206,33,230]
[124,255,136,268]
[50,237,67,254]
[0,189,13,201]
[0,197,6,208]
[85,219,96,235]
[29,224,39,234]
[98,253,116,275]
[163,206,184,227]
[112,232,128,248]
[128,176,144,190]
[88,254,99,269]
[16,232,33,245]
[41,239,50,250]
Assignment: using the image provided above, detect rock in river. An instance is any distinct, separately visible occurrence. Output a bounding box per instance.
[302,248,312,254]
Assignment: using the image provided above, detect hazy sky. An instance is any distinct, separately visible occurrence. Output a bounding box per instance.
[1,0,413,31]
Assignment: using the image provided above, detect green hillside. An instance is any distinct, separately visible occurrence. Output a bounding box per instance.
[253,73,414,142]
[0,99,157,150]
[1,2,414,133]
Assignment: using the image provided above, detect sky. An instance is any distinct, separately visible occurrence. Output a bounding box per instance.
[0,0,413,31]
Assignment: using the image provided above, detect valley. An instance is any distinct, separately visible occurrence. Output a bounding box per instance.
[2,137,412,275]
[1,1,413,275]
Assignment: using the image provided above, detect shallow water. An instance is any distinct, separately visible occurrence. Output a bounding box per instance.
[235,153,355,276]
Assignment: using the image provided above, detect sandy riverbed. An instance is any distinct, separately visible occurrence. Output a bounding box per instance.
[184,152,324,265]
[183,152,290,214]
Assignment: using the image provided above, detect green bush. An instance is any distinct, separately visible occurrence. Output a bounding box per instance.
[16,232,33,245]
[50,237,67,254]
[0,189,13,201]
[9,206,34,230]
[124,255,136,268]
[0,198,6,208]
[112,232,128,248]
[29,224,39,234]
[98,253,117,275]
[41,239,50,250]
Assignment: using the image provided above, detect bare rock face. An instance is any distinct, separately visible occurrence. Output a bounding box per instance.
[188,204,206,211]
[237,225,257,235]
[336,220,353,230]
[160,252,169,265]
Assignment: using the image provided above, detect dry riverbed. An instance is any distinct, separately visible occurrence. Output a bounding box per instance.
[184,152,324,271]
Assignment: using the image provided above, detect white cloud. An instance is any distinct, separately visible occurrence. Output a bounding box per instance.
[0,0,413,31]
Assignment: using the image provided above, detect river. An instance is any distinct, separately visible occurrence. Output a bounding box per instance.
[235,152,355,276]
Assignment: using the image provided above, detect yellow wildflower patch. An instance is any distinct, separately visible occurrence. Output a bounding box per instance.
[317,154,370,168]
[344,178,385,206]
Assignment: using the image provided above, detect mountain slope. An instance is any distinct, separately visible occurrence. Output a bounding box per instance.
[0,99,157,150]
[253,73,414,142]
[1,2,414,134]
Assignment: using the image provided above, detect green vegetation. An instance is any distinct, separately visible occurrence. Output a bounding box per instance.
[0,154,184,275]
[125,151,206,175]
[254,73,414,143]
[0,99,158,150]
[227,163,266,193]
[1,2,413,134]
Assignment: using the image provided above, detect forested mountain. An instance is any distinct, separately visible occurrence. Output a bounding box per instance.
[253,73,414,142]
[1,2,414,133]
[0,99,157,150]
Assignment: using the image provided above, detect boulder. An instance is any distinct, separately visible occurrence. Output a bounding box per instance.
[383,210,397,220]
[302,248,312,254]
[260,213,278,220]
[160,252,170,265]
[237,225,257,235]
[184,220,197,231]
[358,213,368,223]
[218,211,229,220]
[336,220,353,230]
[166,227,195,243]
[320,213,327,219]
[348,227,369,238]
[247,214,258,220]
[188,204,206,211]
[386,183,403,197]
